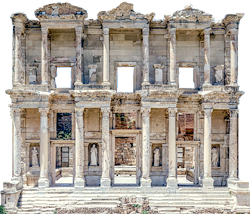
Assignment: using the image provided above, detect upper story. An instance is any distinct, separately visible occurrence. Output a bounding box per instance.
[9,2,244,101]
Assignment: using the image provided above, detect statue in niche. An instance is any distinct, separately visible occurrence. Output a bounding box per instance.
[153,148,160,167]
[50,65,57,88]
[32,147,39,167]
[90,144,98,166]
[211,147,219,167]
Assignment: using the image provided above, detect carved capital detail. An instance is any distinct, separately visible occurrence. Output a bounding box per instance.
[169,28,176,35]
[168,108,177,117]
[204,28,211,35]
[101,107,110,117]
[75,26,83,34]
[39,108,50,117]
[230,109,238,118]
[11,108,21,118]
[143,27,149,36]
[230,28,238,35]
[41,27,48,35]
[103,28,109,35]
[75,107,84,117]
[204,109,213,117]
[141,107,151,117]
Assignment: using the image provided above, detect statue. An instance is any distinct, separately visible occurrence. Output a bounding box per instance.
[211,147,219,167]
[50,65,57,88]
[90,144,98,166]
[153,148,160,167]
[32,147,39,167]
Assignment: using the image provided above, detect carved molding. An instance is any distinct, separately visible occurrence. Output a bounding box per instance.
[223,13,244,27]
[11,13,27,25]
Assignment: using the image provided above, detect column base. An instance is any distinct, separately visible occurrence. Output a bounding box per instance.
[167,177,178,189]
[38,178,49,188]
[202,83,212,88]
[100,177,111,188]
[74,81,83,86]
[202,177,214,188]
[74,177,85,187]
[140,177,152,187]
[102,82,110,90]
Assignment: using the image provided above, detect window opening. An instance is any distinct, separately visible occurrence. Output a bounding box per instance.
[55,67,71,88]
[179,67,195,88]
[178,113,194,141]
[117,67,134,93]
[57,113,72,140]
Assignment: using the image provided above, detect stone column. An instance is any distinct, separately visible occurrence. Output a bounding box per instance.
[169,28,177,85]
[38,108,50,188]
[142,27,150,86]
[203,28,211,86]
[228,109,238,181]
[203,108,214,188]
[41,27,48,85]
[101,107,111,187]
[167,108,178,188]
[74,107,85,187]
[75,26,83,85]
[141,107,151,187]
[230,29,238,86]
[14,26,22,85]
[102,28,110,88]
[11,108,22,181]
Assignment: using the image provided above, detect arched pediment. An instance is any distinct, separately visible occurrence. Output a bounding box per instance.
[35,3,87,21]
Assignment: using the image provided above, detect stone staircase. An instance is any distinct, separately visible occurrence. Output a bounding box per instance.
[16,187,235,214]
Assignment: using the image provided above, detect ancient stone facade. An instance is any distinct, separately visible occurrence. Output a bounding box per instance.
[1,2,250,213]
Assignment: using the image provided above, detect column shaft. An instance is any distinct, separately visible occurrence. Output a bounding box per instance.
[230,29,238,85]
[203,28,211,86]
[101,107,111,187]
[14,27,22,84]
[229,109,238,179]
[75,108,85,187]
[38,108,49,188]
[141,107,151,187]
[75,26,83,85]
[103,28,110,86]
[142,27,149,85]
[167,108,178,188]
[12,108,21,178]
[169,29,176,85]
[41,27,48,85]
[203,109,214,188]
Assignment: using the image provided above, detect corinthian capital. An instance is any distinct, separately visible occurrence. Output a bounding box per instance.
[39,108,50,117]
[168,108,177,117]
[141,107,151,117]
[101,107,110,117]
[204,108,213,117]
[75,107,84,117]
[230,109,238,118]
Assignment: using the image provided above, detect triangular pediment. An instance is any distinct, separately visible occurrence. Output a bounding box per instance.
[35,3,87,21]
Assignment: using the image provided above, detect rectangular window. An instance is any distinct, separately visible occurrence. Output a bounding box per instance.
[117,67,134,93]
[178,113,194,141]
[179,67,195,88]
[57,113,72,140]
[55,67,71,88]
[61,147,69,167]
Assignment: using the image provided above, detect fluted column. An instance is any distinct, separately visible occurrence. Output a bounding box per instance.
[38,108,50,188]
[102,28,110,88]
[169,28,176,85]
[14,27,22,85]
[203,28,211,86]
[75,107,85,187]
[101,107,111,187]
[75,26,83,85]
[142,27,150,86]
[203,108,214,188]
[141,107,151,187]
[11,108,22,180]
[41,27,48,85]
[228,109,238,181]
[230,29,238,86]
[167,108,178,188]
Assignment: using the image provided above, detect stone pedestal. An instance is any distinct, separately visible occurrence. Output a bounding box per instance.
[142,27,150,87]
[169,28,176,86]
[140,107,151,187]
[74,108,85,187]
[75,26,83,85]
[167,108,178,188]
[38,108,50,188]
[202,108,214,188]
[102,28,110,88]
[203,28,211,87]
[100,107,111,187]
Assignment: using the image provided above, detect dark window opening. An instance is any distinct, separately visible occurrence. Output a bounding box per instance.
[57,113,72,140]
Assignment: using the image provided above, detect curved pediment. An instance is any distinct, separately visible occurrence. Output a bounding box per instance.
[165,5,213,22]
[98,2,155,22]
[35,3,87,21]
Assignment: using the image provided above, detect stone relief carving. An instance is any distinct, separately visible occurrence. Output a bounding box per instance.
[153,148,160,167]
[90,144,98,166]
[88,64,97,84]
[31,147,39,167]
[211,146,219,167]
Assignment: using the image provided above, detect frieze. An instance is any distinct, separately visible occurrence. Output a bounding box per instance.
[222,13,244,27]
[150,133,166,140]
[111,93,141,106]
[200,91,243,104]
[70,90,114,102]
